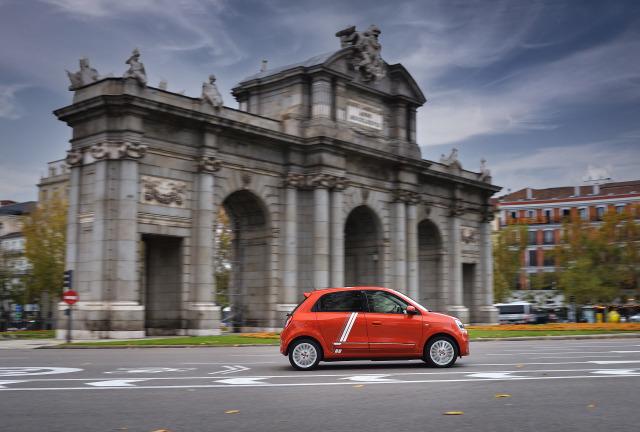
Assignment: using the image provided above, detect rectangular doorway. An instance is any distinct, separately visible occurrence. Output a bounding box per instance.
[462,263,476,321]
[143,235,183,336]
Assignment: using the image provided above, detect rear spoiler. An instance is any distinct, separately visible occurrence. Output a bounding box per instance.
[303,292,311,298]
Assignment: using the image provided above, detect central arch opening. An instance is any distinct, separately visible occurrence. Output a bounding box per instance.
[344,205,383,286]
[418,219,442,310]
[222,190,270,331]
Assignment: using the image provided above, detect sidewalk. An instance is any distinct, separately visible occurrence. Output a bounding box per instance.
[0,339,61,349]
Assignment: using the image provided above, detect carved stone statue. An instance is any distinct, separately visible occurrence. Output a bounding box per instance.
[201,74,223,109]
[335,24,386,82]
[479,158,491,182]
[123,48,147,86]
[66,57,99,90]
[440,148,461,168]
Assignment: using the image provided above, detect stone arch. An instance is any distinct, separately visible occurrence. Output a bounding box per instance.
[222,189,272,330]
[418,219,443,311]
[344,205,384,286]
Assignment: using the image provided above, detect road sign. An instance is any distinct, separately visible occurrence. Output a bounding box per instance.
[63,290,79,305]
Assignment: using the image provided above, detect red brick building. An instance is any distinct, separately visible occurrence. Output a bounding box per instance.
[495,180,640,294]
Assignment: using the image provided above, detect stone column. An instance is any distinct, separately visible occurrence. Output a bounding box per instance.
[280,173,304,311]
[64,149,83,280]
[476,212,498,324]
[311,174,332,289]
[186,156,222,335]
[393,193,407,293]
[447,195,469,323]
[406,200,419,300]
[311,76,332,119]
[330,178,347,287]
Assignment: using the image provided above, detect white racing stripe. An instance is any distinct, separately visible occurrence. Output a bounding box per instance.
[339,312,358,342]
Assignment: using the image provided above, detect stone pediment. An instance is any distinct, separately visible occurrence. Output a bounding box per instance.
[234,48,426,106]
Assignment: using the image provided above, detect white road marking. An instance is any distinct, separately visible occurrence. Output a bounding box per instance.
[182,362,277,365]
[209,365,250,375]
[0,380,25,388]
[2,373,640,391]
[487,351,612,356]
[86,379,149,387]
[591,369,640,375]
[104,367,195,374]
[215,377,268,385]
[530,355,623,359]
[610,351,640,353]
[466,372,522,379]
[590,360,640,364]
[0,367,82,377]
[340,375,399,383]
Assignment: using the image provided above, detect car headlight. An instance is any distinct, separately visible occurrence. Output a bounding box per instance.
[454,319,466,331]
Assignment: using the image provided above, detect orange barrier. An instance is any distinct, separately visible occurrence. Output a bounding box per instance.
[467,323,640,331]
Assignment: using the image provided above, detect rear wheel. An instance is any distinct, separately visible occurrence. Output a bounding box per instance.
[423,336,458,368]
[288,339,322,370]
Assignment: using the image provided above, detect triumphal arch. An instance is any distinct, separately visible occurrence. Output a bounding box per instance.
[56,25,499,338]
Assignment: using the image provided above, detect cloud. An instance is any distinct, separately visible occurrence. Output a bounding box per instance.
[0,84,28,119]
[417,29,640,146]
[490,134,640,192]
[0,163,39,201]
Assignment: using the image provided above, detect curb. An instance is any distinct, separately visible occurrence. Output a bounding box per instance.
[470,333,640,342]
[35,333,640,348]
[37,343,281,349]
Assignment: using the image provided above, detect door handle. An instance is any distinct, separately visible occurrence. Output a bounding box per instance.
[372,321,382,325]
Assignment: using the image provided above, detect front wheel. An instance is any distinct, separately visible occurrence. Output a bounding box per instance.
[288,339,322,370]
[423,336,458,368]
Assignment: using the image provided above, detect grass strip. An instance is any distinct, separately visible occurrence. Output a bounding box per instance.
[469,329,640,338]
[0,330,56,339]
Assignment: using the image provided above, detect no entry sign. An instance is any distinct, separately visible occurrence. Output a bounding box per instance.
[63,290,79,305]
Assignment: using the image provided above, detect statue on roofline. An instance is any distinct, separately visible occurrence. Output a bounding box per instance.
[335,24,386,82]
[201,74,223,109]
[66,57,99,90]
[123,48,147,86]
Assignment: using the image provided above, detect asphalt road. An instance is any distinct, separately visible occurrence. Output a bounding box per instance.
[1,338,640,432]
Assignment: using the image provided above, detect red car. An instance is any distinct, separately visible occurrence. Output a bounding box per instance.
[280,286,469,370]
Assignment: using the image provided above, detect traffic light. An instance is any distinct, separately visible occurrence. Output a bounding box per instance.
[63,270,73,289]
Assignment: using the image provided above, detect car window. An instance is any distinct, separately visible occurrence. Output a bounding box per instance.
[315,291,365,312]
[365,290,409,314]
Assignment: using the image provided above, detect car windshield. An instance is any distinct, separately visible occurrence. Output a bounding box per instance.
[390,290,429,312]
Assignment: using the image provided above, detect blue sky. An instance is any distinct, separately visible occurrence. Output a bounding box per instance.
[1,0,639,201]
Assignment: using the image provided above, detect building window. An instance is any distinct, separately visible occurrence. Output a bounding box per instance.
[543,253,555,267]
[543,230,554,245]
[528,250,538,267]
[528,231,537,245]
[579,207,588,221]
[510,211,517,220]
[616,204,626,214]
[561,208,571,219]
[527,210,535,219]
[544,209,552,223]
[596,206,606,220]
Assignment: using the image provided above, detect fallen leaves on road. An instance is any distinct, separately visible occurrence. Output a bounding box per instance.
[443,411,464,415]
[225,410,240,414]
[353,384,364,388]
[515,364,524,368]
[150,429,171,432]
[588,402,597,409]
[495,394,512,398]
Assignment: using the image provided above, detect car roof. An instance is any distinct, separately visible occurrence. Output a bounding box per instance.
[306,286,393,297]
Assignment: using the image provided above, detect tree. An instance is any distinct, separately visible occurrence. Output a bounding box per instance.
[553,208,640,304]
[214,208,233,307]
[22,196,67,323]
[493,224,528,302]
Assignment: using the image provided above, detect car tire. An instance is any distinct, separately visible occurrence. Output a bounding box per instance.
[423,336,458,368]
[288,339,322,371]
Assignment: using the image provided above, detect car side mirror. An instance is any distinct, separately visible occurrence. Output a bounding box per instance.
[406,305,418,315]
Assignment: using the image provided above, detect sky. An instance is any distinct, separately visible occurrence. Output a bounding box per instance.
[1,0,639,201]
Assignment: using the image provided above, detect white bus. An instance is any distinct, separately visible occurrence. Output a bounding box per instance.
[495,302,536,324]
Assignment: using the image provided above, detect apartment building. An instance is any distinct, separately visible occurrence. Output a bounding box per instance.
[495,180,640,294]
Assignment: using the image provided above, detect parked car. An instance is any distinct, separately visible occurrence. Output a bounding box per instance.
[280,286,469,370]
[495,302,536,324]
[629,313,640,323]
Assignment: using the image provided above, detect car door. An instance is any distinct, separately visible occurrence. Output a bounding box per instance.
[313,290,369,356]
[364,290,423,355]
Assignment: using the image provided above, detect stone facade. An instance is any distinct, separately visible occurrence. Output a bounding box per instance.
[54,28,499,338]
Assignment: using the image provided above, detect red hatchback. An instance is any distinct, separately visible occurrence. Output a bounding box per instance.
[280,286,469,370]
